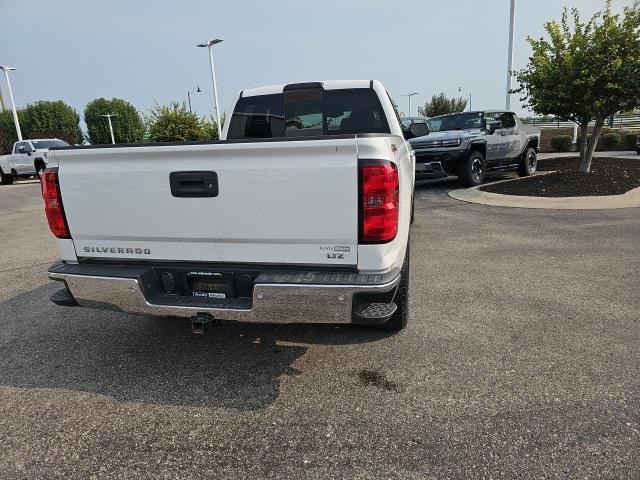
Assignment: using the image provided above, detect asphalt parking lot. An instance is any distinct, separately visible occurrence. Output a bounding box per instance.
[1,178,638,479]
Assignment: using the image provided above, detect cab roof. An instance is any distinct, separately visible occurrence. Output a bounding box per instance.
[430,110,515,118]
[240,80,376,97]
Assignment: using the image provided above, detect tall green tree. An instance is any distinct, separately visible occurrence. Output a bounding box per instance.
[147,102,203,142]
[418,93,468,118]
[84,98,145,145]
[26,129,77,146]
[0,109,24,151]
[21,100,83,144]
[0,128,12,154]
[514,1,640,172]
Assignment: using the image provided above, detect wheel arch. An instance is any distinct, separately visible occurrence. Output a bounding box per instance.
[518,137,539,160]
[525,136,539,152]
[34,157,46,170]
[469,140,486,157]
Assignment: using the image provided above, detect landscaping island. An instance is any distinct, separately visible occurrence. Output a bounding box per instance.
[480,157,640,197]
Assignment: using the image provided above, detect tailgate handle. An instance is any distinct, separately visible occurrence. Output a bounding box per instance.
[170,171,218,198]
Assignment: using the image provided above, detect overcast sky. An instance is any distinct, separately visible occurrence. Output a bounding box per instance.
[0,0,634,124]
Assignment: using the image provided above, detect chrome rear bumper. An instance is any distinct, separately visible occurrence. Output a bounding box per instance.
[49,263,400,324]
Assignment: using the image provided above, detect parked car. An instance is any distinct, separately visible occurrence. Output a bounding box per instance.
[0,138,69,185]
[409,111,540,187]
[44,80,424,333]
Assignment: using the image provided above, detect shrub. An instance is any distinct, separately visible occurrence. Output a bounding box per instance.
[601,132,621,150]
[84,98,145,145]
[623,132,638,150]
[148,102,202,142]
[200,113,226,141]
[551,135,573,152]
[21,100,83,144]
[200,116,219,141]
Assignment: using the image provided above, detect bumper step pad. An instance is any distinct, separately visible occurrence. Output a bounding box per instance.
[353,302,397,323]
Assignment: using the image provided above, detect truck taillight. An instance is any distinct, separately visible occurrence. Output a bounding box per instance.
[359,160,399,243]
[41,168,71,239]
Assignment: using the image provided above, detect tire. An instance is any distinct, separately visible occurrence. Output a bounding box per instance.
[378,243,410,332]
[458,150,485,187]
[517,147,537,177]
[410,192,415,225]
[0,168,13,185]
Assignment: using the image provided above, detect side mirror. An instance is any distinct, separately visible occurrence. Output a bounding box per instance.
[27,151,32,156]
[404,122,429,139]
[486,120,502,134]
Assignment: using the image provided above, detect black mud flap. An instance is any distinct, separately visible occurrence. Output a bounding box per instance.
[50,286,79,307]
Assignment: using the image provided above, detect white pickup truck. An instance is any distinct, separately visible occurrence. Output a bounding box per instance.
[44,80,425,332]
[0,138,70,185]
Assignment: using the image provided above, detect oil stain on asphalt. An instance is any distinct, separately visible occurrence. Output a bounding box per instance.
[357,369,399,392]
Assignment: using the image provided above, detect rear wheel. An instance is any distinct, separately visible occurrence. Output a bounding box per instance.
[458,150,485,187]
[517,147,537,177]
[0,168,13,185]
[410,192,415,225]
[378,243,410,332]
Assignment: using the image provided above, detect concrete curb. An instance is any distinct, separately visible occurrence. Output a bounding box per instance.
[448,184,640,210]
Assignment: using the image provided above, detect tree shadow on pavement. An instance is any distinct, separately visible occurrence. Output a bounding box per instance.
[0,283,390,411]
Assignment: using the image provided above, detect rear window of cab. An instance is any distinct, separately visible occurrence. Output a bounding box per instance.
[227,88,390,140]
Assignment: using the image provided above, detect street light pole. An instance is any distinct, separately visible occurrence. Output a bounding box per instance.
[458,87,472,111]
[197,39,223,129]
[0,84,6,111]
[100,114,118,144]
[402,92,419,116]
[506,0,516,110]
[187,86,201,113]
[0,65,22,141]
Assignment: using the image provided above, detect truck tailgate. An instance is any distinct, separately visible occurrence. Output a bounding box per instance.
[54,138,359,266]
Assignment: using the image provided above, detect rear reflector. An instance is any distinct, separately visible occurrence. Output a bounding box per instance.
[41,168,71,239]
[359,160,399,243]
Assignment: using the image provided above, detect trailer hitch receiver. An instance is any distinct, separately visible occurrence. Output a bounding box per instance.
[191,313,216,335]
